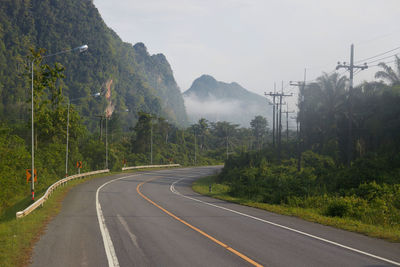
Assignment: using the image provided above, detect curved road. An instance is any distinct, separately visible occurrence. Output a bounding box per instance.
[30,167,400,266]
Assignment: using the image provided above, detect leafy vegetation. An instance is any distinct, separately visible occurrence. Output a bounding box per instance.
[206,60,400,238]
[0,47,269,215]
[193,176,400,241]
[0,0,186,130]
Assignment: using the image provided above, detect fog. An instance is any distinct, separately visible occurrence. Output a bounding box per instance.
[95,0,400,113]
[183,94,272,127]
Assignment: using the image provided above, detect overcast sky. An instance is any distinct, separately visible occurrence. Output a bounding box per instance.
[94,0,399,109]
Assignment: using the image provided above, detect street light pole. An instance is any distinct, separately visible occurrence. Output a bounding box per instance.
[150,120,153,165]
[106,114,108,169]
[31,61,35,200]
[194,129,197,165]
[30,44,88,201]
[65,99,70,177]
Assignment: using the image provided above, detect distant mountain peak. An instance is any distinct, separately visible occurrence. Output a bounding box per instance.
[184,74,259,101]
[183,75,271,126]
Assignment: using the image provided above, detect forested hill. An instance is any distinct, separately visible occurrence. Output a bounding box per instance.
[183,74,272,126]
[0,0,187,128]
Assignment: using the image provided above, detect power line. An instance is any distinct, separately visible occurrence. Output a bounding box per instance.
[355,45,400,64]
[368,59,397,68]
[366,53,399,65]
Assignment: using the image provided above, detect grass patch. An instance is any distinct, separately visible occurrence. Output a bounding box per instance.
[0,166,184,267]
[192,175,400,242]
[0,171,119,267]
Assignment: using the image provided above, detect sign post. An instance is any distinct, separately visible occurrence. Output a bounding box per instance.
[26,168,37,188]
[76,161,82,174]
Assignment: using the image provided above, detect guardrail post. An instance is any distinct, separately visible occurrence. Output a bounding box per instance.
[16,169,110,219]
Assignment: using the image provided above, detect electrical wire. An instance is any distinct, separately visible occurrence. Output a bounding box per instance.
[368,59,397,68]
[355,46,400,64]
[365,53,399,65]
[294,45,400,86]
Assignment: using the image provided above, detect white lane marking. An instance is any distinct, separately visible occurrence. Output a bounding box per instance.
[117,214,141,249]
[96,174,139,267]
[170,178,400,266]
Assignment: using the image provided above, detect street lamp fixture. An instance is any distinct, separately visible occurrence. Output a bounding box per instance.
[30,44,88,201]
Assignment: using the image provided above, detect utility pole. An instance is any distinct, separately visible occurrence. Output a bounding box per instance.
[226,136,229,160]
[290,68,307,171]
[278,82,292,161]
[336,44,368,165]
[265,83,278,147]
[266,84,292,157]
[105,115,108,169]
[276,102,279,147]
[194,129,197,165]
[283,103,295,143]
[150,119,153,165]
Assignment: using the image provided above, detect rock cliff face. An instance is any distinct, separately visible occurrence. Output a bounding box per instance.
[133,43,188,125]
[183,75,272,126]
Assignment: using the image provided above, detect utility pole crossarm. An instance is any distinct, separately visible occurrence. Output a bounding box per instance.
[336,44,368,165]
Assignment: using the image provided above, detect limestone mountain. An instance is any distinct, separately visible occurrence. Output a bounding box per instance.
[0,0,187,129]
[133,43,187,125]
[183,75,272,126]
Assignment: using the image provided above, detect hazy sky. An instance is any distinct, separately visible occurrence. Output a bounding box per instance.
[94,0,399,110]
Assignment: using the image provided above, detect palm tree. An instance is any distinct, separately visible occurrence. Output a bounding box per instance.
[375,55,400,85]
[302,72,347,157]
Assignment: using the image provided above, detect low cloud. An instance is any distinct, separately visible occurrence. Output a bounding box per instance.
[184,94,240,116]
[183,94,267,126]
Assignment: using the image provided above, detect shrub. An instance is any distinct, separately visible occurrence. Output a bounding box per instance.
[325,198,349,217]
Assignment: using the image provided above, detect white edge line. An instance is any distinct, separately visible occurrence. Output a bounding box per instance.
[96,174,139,267]
[170,178,400,266]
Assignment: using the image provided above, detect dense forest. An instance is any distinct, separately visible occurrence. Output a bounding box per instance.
[217,58,400,228]
[0,0,187,129]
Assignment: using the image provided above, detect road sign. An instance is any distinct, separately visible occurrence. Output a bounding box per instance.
[26,169,37,183]
[76,161,82,169]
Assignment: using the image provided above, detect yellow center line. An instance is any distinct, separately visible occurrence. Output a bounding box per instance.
[136,177,263,267]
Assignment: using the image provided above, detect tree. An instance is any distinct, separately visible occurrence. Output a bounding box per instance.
[375,56,400,86]
[250,116,268,150]
[302,72,347,160]
[27,49,85,147]
[196,118,209,150]
[131,112,152,154]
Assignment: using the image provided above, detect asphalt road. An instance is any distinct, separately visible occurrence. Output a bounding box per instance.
[30,166,400,267]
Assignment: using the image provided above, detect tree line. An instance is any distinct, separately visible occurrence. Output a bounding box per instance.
[0,49,270,214]
[217,57,400,227]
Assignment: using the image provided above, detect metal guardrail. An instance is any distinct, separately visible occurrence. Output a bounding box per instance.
[16,169,110,219]
[122,164,181,171]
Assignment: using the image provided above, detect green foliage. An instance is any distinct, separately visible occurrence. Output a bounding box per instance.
[218,147,400,228]
[0,127,30,211]
[250,115,268,150]
[325,198,349,217]
[0,0,186,131]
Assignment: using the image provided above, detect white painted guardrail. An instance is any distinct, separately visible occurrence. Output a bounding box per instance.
[122,164,181,171]
[16,169,110,219]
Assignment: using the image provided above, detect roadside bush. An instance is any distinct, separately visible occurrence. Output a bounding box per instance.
[325,198,350,217]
